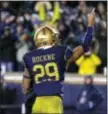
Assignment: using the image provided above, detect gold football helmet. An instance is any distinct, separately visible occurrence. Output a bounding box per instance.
[34,25,60,47]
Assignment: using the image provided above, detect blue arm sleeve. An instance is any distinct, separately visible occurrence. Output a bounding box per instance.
[23,54,30,79]
[64,46,73,61]
[82,27,94,52]
[23,54,29,69]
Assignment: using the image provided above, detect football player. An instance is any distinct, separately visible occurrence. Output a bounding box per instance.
[22,9,95,114]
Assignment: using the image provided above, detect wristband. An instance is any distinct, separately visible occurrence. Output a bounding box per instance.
[23,74,30,79]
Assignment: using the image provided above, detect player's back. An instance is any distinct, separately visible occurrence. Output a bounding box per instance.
[23,45,72,96]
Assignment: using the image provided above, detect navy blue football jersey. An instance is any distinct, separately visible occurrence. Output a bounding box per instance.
[23,45,73,96]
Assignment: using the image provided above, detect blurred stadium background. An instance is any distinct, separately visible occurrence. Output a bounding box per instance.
[0,1,107,114]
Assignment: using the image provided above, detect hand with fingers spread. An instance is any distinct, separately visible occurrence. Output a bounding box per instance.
[88,8,95,27]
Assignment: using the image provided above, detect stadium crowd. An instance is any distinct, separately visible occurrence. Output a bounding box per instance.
[0,1,107,73]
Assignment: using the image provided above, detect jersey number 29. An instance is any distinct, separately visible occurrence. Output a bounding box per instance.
[33,62,59,84]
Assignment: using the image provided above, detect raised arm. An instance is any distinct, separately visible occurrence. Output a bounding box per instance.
[67,8,95,64]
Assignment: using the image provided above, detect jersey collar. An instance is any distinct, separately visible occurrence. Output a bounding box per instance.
[37,45,53,50]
